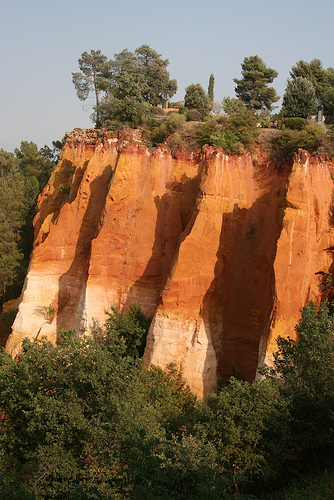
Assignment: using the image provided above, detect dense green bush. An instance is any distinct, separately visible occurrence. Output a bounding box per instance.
[186,109,202,122]
[282,117,308,130]
[145,113,186,147]
[195,108,258,153]
[277,123,327,159]
[151,106,166,117]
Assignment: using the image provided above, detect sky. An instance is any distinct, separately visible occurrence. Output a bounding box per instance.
[1,0,334,152]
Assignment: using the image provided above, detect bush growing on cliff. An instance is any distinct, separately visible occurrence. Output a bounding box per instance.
[195,107,258,153]
[277,123,327,160]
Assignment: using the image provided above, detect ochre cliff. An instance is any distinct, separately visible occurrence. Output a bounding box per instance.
[6,128,334,398]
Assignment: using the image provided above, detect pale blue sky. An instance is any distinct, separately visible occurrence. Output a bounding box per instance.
[1,0,333,151]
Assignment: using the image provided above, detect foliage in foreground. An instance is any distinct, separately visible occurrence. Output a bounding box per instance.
[0,301,334,498]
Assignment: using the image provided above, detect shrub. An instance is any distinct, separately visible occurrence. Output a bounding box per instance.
[145,113,186,147]
[278,123,327,159]
[195,108,258,153]
[104,303,151,358]
[167,110,179,116]
[186,109,202,122]
[150,106,165,117]
[282,117,308,130]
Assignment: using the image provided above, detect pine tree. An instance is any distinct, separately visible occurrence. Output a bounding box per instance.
[234,55,279,112]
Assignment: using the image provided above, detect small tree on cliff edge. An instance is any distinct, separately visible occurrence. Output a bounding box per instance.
[72,50,112,127]
[234,55,279,113]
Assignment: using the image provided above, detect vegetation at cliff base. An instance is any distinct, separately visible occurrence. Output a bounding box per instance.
[0,302,334,498]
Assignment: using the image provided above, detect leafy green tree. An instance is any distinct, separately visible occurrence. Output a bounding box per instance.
[198,378,289,483]
[97,45,177,127]
[111,48,146,102]
[104,303,151,358]
[196,107,258,154]
[15,141,56,258]
[72,50,112,127]
[222,96,246,115]
[277,123,326,160]
[134,44,177,106]
[15,141,55,192]
[282,77,318,118]
[184,83,210,118]
[207,73,215,110]
[323,86,334,123]
[40,140,63,169]
[261,301,334,457]
[289,59,333,100]
[234,55,279,112]
[98,95,152,128]
[0,211,23,303]
[0,311,227,498]
[0,148,16,177]
[289,59,334,122]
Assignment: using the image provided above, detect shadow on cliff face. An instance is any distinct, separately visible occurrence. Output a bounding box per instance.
[56,165,114,334]
[201,170,288,389]
[126,171,202,317]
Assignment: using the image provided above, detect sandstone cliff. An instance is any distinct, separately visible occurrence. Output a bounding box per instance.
[7,128,334,398]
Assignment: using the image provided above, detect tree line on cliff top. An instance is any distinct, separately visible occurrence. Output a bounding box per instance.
[72,46,334,127]
[0,300,334,498]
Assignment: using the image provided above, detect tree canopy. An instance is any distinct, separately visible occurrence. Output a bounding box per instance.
[72,50,112,127]
[73,45,177,127]
[288,58,334,122]
[234,55,279,112]
[184,83,210,117]
[282,77,318,118]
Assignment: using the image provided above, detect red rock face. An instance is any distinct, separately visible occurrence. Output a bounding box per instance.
[6,129,334,398]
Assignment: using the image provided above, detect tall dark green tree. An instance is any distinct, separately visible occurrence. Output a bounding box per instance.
[289,59,334,122]
[282,77,318,118]
[0,152,25,303]
[207,73,215,110]
[134,44,177,106]
[72,50,112,127]
[289,59,334,101]
[184,83,210,116]
[234,55,279,112]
